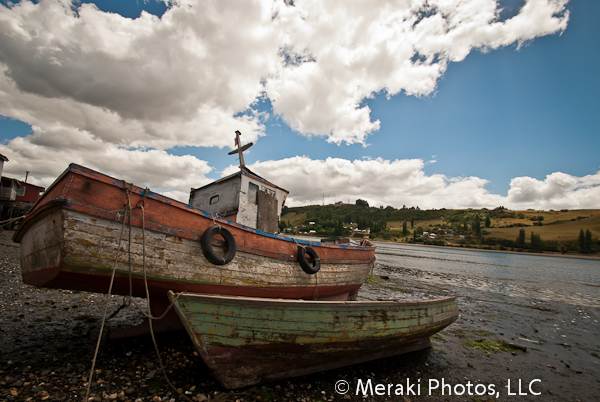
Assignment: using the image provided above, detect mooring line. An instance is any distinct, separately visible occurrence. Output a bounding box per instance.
[84,185,192,402]
[84,200,129,401]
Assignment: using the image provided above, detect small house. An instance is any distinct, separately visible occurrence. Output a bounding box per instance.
[0,153,7,177]
[1,175,46,227]
[0,177,45,203]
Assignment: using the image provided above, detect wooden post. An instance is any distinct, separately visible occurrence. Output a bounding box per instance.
[227,130,253,169]
[8,203,13,230]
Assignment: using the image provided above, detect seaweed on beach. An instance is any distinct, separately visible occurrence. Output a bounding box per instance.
[462,339,522,354]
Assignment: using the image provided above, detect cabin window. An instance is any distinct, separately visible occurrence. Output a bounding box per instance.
[248,183,258,204]
[209,195,219,205]
[16,186,26,196]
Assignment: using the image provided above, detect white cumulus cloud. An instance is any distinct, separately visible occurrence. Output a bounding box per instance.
[223,157,600,211]
[0,0,575,209]
[229,156,503,209]
[0,0,569,149]
[506,171,600,210]
[2,126,213,197]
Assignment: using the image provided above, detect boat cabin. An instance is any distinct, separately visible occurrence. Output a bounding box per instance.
[189,168,288,233]
[188,131,288,233]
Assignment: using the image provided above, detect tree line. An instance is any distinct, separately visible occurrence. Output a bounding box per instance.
[280,202,598,254]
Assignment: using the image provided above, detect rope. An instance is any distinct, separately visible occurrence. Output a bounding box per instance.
[137,201,194,402]
[110,187,183,320]
[106,297,129,320]
[217,226,226,265]
[308,241,319,300]
[84,204,129,401]
[293,238,320,300]
[211,212,219,227]
[126,184,134,299]
[0,215,26,225]
[136,187,149,209]
[209,213,226,265]
[126,203,183,319]
[84,184,192,402]
[122,294,182,320]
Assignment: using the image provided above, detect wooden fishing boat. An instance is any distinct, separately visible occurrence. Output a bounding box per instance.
[13,164,375,323]
[168,291,458,389]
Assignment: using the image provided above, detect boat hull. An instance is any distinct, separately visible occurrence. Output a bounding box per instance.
[170,292,459,388]
[14,164,376,301]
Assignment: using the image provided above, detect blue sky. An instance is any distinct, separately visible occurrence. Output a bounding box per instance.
[235,0,598,194]
[0,0,598,209]
[172,0,599,195]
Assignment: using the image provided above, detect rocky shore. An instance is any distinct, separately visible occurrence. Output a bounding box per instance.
[1,229,599,401]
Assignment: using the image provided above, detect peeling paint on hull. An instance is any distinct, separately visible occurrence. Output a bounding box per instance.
[14,164,376,301]
[169,292,459,389]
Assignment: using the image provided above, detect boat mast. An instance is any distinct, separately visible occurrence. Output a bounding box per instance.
[227,130,253,170]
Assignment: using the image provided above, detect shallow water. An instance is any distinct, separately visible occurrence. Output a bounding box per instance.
[374,243,600,307]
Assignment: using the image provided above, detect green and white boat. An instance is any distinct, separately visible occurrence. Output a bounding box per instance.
[168,291,458,389]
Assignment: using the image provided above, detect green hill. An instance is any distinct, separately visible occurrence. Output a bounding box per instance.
[280,203,600,255]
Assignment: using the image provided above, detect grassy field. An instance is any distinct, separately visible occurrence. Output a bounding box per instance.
[388,218,446,230]
[282,206,599,251]
[391,209,600,242]
[280,211,307,224]
[486,211,600,242]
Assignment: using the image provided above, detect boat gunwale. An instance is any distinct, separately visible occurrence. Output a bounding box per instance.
[171,291,457,309]
[169,290,458,388]
[14,163,376,253]
[13,198,68,243]
[15,200,376,264]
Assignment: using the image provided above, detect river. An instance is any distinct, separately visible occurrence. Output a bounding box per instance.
[373,243,600,307]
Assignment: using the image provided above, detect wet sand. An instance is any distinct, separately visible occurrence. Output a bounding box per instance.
[1,230,599,401]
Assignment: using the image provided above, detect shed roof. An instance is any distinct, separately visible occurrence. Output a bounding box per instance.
[191,167,288,194]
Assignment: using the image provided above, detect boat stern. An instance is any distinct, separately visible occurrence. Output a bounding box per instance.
[18,207,65,287]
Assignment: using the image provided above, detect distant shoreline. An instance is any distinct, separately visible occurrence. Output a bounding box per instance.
[374,239,600,260]
[293,234,600,261]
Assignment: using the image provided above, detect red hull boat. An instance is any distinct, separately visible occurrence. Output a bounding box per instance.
[13,164,376,335]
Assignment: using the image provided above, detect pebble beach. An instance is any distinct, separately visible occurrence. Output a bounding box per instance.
[1,229,599,401]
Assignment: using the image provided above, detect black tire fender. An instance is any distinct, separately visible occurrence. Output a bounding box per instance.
[201,225,236,265]
[297,246,320,275]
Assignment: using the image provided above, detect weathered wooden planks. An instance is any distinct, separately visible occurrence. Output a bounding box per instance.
[60,209,369,286]
[15,164,376,301]
[19,208,64,286]
[170,292,459,388]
